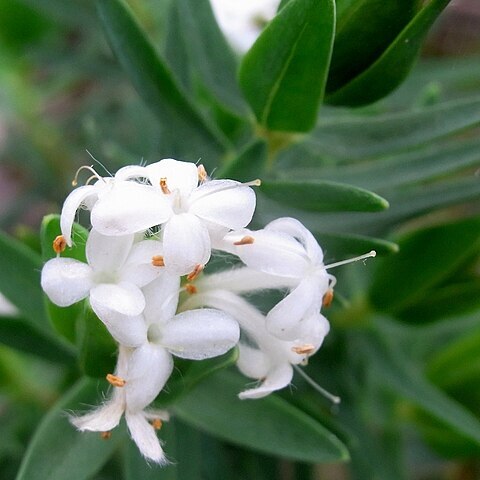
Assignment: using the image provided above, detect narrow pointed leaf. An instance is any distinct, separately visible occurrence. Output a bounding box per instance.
[326,0,451,106]
[174,370,349,463]
[96,0,229,166]
[239,0,335,132]
[260,180,389,212]
[327,0,417,92]
[173,0,247,115]
[311,95,480,159]
[370,217,480,313]
[16,378,125,480]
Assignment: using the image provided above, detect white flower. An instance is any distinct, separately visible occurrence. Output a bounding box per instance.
[60,164,157,247]
[210,0,280,52]
[223,217,334,341]
[71,346,172,464]
[41,229,164,347]
[89,159,258,276]
[182,288,327,399]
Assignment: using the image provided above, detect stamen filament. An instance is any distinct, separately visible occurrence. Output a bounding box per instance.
[324,250,376,270]
[72,165,104,187]
[293,365,340,404]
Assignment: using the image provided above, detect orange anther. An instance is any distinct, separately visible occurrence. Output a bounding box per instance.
[322,289,334,308]
[197,164,207,183]
[291,344,316,355]
[187,264,204,282]
[185,283,197,294]
[52,235,67,254]
[152,255,165,267]
[106,373,126,387]
[151,419,163,430]
[100,431,112,440]
[233,235,255,246]
[160,177,171,194]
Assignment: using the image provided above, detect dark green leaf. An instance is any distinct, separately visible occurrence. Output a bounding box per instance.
[154,348,238,408]
[217,140,268,182]
[0,231,49,331]
[260,180,389,212]
[311,95,480,159]
[0,316,75,364]
[77,306,117,378]
[173,0,247,115]
[362,326,480,447]
[288,136,480,191]
[96,0,229,167]
[16,378,125,480]
[399,281,480,325]
[174,370,349,463]
[369,217,480,313]
[238,0,335,132]
[326,0,451,106]
[327,0,417,93]
[40,215,88,343]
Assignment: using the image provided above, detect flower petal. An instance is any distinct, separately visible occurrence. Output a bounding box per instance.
[61,185,97,246]
[189,180,256,229]
[238,362,293,399]
[120,239,165,287]
[89,283,147,347]
[126,343,173,410]
[92,182,171,236]
[236,343,270,380]
[265,217,323,265]
[115,165,148,181]
[163,213,211,276]
[161,308,239,360]
[266,278,323,340]
[41,258,92,307]
[223,229,309,278]
[145,158,198,197]
[125,412,167,464]
[71,393,125,432]
[86,229,134,273]
[142,273,180,325]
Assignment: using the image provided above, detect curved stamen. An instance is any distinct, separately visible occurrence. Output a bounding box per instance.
[293,364,340,405]
[72,165,104,187]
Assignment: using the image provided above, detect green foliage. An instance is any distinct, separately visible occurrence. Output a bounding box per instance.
[0,0,479,478]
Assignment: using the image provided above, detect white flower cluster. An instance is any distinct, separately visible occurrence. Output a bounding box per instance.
[40,158,375,464]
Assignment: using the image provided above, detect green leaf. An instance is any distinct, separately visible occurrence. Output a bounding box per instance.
[311,95,480,159]
[0,231,49,331]
[315,232,398,258]
[0,316,75,364]
[16,378,125,480]
[362,325,480,447]
[238,0,335,132]
[260,180,389,212]
[217,140,268,182]
[288,136,480,191]
[427,328,480,390]
[174,370,349,463]
[327,0,417,93]
[326,0,451,106]
[369,217,480,313]
[77,306,117,378]
[40,215,88,343]
[154,348,238,408]
[398,281,480,325]
[96,0,229,167]
[171,0,247,116]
